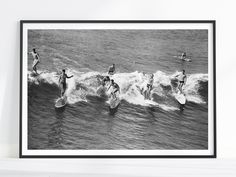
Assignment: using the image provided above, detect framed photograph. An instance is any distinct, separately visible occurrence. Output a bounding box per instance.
[20,20,216,158]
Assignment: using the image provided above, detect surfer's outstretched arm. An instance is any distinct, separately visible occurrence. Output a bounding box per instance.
[66,74,73,79]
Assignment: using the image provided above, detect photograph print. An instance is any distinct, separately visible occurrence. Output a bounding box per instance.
[20,21,216,157]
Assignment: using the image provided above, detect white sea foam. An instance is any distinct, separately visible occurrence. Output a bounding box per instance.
[28,70,208,110]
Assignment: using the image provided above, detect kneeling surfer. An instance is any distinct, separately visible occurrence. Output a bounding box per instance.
[59,69,73,97]
[108,64,115,75]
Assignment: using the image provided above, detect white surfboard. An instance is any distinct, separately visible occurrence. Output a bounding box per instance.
[175,92,186,105]
[55,96,67,108]
[109,97,120,109]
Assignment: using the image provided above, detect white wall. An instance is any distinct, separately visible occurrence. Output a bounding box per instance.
[0,0,235,158]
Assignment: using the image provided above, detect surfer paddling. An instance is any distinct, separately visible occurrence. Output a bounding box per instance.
[181,52,186,60]
[108,64,115,75]
[28,48,40,74]
[175,70,187,94]
[178,52,191,62]
[59,69,73,97]
[107,79,120,99]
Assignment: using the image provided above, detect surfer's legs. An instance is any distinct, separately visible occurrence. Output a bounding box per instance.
[63,83,67,96]
[147,90,151,99]
[110,91,115,99]
[61,90,64,97]
[60,83,66,97]
[178,82,183,93]
[32,65,36,73]
[111,92,115,99]
[145,84,152,99]
[149,85,152,98]
[32,60,39,74]
[112,92,116,99]
[60,84,64,97]
[178,83,181,93]
[143,87,148,99]
[112,89,119,99]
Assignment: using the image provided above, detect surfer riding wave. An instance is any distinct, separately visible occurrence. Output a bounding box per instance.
[175,70,187,94]
[28,48,40,74]
[107,79,120,99]
[59,69,73,97]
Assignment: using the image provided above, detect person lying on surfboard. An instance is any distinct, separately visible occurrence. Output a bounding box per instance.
[175,70,187,94]
[108,64,115,75]
[107,79,120,99]
[28,48,40,74]
[181,52,186,60]
[59,69,73,97]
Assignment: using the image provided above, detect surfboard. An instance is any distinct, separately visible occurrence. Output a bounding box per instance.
[108,70,116,76]
[175,92,186,105]
[109,97,120,109]
[55,96,67,108]
[182,58,191,62]
[174,56,192,62]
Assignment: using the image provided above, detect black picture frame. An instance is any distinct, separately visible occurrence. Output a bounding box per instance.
[20,20,216,158]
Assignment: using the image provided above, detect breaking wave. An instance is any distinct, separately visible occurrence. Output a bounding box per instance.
[28,69,208,111]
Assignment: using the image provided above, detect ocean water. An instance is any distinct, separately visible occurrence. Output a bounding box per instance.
[28,30,208,150]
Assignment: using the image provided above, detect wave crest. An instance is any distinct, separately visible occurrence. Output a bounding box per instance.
[28,70,208,111]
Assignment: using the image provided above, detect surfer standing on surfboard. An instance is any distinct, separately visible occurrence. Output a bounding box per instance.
[59,69,73,97]
[28,48,40,74]
[107,79,120,99]
[145,74,154,99]
[175,70,187,94]
[108,64,115,75]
